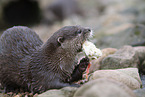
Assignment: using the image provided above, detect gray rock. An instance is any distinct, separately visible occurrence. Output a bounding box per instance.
[101,46,139,69]
[74,78,136,97]
[117,68,142,85]
[134,47,145,73]
[101,46,145,72]
[96,24,145,49]
[89,48,117,73]
[42,0,83,23]
[92,0,145,49]
[61,87,78,97]
[38,90,65,97]
[134,88,145,97]
[38,87,77,97]
[91,68,142,90]
[134,46,145,61]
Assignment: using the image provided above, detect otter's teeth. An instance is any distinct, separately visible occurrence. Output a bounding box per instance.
[82,41,102,60]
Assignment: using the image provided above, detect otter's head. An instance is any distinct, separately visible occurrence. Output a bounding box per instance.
[42,26,92,56]
[53,26,92,53]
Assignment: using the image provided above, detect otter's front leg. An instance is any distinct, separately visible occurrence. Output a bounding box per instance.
[52,81,80,89]
[69,57,89,83]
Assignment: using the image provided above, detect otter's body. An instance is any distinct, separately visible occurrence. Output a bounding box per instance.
[0,26,90,93]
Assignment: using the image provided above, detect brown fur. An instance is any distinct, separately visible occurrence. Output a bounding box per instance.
[0,26,91,93]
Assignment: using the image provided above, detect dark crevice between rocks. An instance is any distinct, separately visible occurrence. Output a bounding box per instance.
[138,59,145,74]
[138,59,145,89]
[2,0,41,28]
[132,41,145,47]
[140,73,145,89]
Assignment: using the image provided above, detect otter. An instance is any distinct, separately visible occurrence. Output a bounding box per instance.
[0,26,91,94]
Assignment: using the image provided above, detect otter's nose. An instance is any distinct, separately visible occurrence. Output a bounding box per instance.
[84,28,91,34]
[86,28,91,32]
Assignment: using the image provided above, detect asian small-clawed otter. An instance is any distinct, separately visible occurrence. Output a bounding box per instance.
[0,26,91,94]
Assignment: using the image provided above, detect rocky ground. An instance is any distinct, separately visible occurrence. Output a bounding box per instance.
[0,0,145,97]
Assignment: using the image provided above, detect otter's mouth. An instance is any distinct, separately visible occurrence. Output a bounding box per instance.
[82,29,93,44]
[77,29,93,53]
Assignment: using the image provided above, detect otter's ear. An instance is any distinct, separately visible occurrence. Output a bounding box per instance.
[57,37,64,44]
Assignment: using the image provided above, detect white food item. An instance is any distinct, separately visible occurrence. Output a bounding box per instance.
[83,41,102,60]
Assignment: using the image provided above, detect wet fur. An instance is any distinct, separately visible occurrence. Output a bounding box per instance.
[0,26,90,93]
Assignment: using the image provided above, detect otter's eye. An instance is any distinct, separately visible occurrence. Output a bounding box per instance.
[77,30,82,34]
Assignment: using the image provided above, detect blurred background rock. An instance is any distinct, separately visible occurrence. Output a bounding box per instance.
[0,0,104,40]
[0,0,145,47]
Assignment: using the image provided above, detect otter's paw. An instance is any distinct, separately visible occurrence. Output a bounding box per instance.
[79,57,90,72]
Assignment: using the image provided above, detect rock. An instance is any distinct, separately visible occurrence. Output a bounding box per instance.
[38,87,77,97]
[134,88,145,97]
[74,78,136,97]
[96,24,145,49]
[140,74,145,88]
[42,0,83,24]
[117,68,142,85]
[92,0,145,49]
[38,89,65,97]
[89,48,117,73]
[101,46,139,69]
[61,87,78,97]
[134,46,145,61]
[100,46,145,75]
[91,68,142,90]
[135,1,145,25]
[134,46,145,74]
[101,48,118,57]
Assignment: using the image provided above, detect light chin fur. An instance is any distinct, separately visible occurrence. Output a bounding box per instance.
[89,30,94,38]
